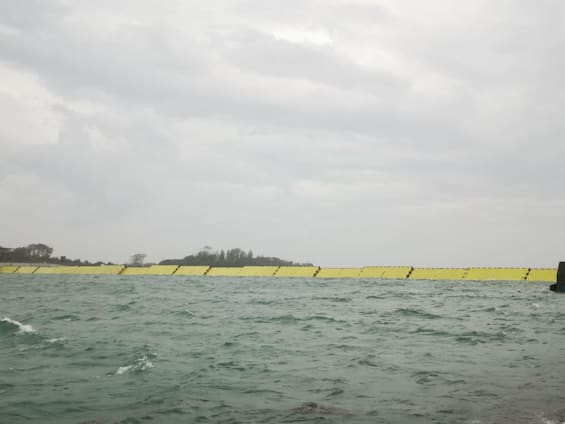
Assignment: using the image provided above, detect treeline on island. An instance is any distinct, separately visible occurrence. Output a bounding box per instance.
[159,247,313,267]
[0,243,311,268]
[0,243,106,265]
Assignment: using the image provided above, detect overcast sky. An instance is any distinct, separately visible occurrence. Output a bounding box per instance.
[1,0,564,267]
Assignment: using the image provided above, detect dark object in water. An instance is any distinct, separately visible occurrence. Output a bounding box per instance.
[290,402,354,416]
[550,262,565,293]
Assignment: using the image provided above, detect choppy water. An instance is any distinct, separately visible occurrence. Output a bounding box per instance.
[1,275,565,424]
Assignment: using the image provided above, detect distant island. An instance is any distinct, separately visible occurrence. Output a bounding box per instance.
[159,247,313,267]
[0,243,312,268]
[0,243,97,266]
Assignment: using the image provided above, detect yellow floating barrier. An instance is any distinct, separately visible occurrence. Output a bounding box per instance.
[206,267,244,276]
[274,266,320,277]
[526,268,557,282]
[316,268,361,278]
[174,266,211,276]
[409,268,468,280]
[74,265,125,275]
[239,266,279,277]
[35,266,79,274]
[0,266,19,273]
[121,265,179,275]
[464,267,529,281]
[14,266,38,274]
[359,266,413,279]
[2,262,551,284]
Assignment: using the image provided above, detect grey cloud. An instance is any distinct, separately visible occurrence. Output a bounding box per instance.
[0,5,461,142]
[222,29,406,93]
[0,0,67,30]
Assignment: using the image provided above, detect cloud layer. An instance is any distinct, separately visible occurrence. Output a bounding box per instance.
[1,0,564,266]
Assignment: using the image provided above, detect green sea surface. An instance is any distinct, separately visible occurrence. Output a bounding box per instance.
[1,274,565,423]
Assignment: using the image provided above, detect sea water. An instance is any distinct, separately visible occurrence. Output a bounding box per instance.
[1,274,565,424]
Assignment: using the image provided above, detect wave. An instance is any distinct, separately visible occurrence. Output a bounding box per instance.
[311,297,352,303]
[358,357,378,367]
[241,314,345,324]
[51,314,80,321]
[1,317,36,334]
[116,300,136,311]
[455,330,507,345]
[307,315,344,323]
[391,308,442,320]
[45,337,66,344]
[411,327,453,337]
[409,327,509,344]
[114,354,156,375]
[536,409,565,424]
[411,370,466,387]
[171,309,195,317]
[248,299,275,305]
[0,317,67,348]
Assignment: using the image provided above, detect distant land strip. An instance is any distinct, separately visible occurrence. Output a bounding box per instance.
[0,264,557,282]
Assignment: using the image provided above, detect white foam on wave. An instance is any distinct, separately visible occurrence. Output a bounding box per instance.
[540,419,565,424]
[115,355,155,375]
[115,365,134,375]
[1,317,36,334]
[46,337,65,344]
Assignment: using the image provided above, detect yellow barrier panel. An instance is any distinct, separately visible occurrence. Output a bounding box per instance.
[207,267,244,276]
[74,265,125,275]
[465,268,529,281]
[359,266,413,279]
[0,266,19,273]
[120,267,149,275]
[239,266,279,277]
[174,266,211,276]
[526,268,557,282]
[409,268,468,280]
[35,266,79,274]
[316,268,361,278]
[147,265,179,275]
[14,266,38,274]
[274,266,320,277]
[121,265,179,275]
